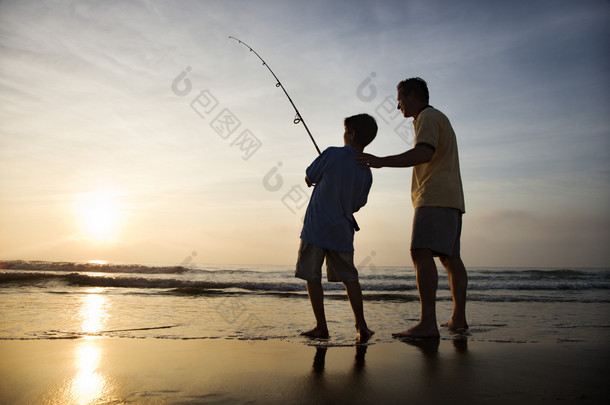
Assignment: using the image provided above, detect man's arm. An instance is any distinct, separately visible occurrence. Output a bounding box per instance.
[355,144,434,169]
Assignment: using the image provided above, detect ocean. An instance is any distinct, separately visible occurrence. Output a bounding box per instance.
[1,261,609,346]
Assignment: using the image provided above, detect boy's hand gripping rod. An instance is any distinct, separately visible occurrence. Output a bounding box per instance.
[228,36,322,155]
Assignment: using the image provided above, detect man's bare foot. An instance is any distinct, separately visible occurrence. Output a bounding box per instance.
[441,318,468,332]
[300,327,329,339]
[392,322,440,339]
[357,328,375,342]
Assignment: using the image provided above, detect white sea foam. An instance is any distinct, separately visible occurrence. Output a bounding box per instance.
[1,261,609,344]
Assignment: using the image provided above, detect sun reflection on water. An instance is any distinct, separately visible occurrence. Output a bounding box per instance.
[80,288,108,335]
[68,288,112,404]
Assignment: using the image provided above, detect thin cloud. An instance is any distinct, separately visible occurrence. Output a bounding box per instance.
[0,0,608,265]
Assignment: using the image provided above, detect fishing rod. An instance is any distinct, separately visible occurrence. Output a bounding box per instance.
[228,36,322,155]
[230,36,361,231]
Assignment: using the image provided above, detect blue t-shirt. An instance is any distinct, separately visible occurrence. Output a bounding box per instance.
[300,145,372,252]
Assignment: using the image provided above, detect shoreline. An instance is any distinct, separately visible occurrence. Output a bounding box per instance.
[1,337,608,404]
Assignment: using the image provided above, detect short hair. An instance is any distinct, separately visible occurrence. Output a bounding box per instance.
[397,77,429,104]
[344,113,377,148]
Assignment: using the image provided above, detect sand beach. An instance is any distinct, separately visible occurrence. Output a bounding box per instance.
[1,337,608,404]
[1,262,609,404]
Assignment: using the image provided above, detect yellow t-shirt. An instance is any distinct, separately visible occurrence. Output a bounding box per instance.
[411,107,465,213]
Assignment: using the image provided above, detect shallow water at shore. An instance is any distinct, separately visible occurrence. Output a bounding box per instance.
[1,261,609,346]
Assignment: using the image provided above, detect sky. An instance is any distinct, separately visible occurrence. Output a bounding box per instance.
[1,0,609,268]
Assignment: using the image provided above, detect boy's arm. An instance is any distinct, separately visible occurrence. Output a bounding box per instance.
[305,148,330,185]
[354,174,372,212]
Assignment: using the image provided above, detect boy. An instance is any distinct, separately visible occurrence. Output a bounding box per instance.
[296,113,377,340]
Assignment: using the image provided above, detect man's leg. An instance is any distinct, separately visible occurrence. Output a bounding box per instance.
[301,281,329,338]
[393,248,440,339]
[440,255,468,331]
[343,280,374,340]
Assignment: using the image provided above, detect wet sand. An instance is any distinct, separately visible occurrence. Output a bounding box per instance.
[1,338,608,404]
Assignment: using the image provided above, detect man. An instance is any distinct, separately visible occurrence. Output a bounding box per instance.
[356,78,468,339]
[296,113,377,341]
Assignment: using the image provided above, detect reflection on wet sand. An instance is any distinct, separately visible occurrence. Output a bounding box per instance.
[310,344,369,377]
[69,342,106,404]
[65,288,112,404]
[396,335,469,357]
[304,343,370,404]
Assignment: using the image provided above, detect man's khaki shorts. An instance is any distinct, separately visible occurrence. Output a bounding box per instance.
[411,206,462,257]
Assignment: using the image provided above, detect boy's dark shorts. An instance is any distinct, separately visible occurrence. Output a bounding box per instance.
[295,240,359,283]
[411,206,462,257]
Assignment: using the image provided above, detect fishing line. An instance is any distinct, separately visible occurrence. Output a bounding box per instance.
[229,36,361,231]
[228,36,322,155]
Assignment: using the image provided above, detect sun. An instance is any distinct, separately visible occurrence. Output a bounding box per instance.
[77,189,124,241]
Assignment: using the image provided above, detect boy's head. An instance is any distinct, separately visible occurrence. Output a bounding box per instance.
[344,113,377,151]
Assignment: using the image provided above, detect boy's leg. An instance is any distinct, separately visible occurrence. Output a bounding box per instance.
[326,250,374,340]
[343,280,374,340]
[296,240,329,338]
[302,281,329,338]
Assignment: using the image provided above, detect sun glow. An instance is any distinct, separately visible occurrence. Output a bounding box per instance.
[76,189,125,242]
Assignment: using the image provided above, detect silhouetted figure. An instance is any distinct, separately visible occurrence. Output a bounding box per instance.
[357,78,468,339]
[296,114,377,341]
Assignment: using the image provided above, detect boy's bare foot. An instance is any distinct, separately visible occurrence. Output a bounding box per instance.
[300,327,329,339]
[392,321,440,339]
[357,328,375,342]
[441,318,468,332]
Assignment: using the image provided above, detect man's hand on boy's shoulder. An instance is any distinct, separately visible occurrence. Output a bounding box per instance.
[355,153,382,169]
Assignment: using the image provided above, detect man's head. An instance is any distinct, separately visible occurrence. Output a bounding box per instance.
[344,113,377,151]
[397,77,429,118]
